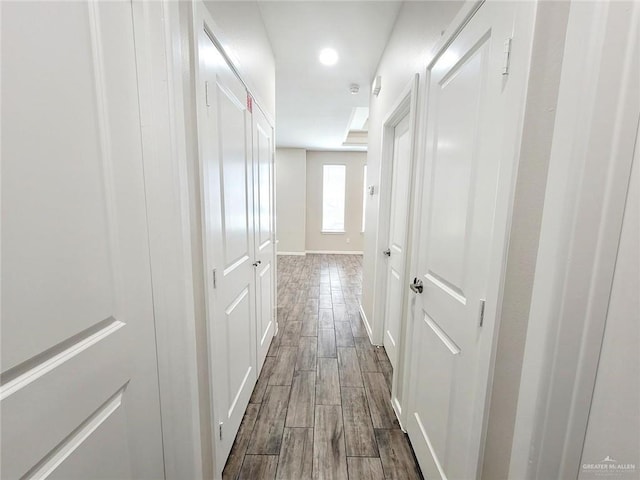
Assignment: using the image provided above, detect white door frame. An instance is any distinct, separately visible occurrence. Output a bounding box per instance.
[131,2,205,478]
[509,2,640,478]
[371,75,419,349]
[131,1,277,477]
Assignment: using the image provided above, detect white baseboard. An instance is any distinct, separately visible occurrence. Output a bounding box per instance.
[305,250,364,255]
[359,304,375,342]
[277,251,306,256]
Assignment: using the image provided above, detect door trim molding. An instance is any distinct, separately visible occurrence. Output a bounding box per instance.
[358,304,374,341]
[131,2,205,478]
[509,2,640,478]
[370,75,420,429]
[372,75,420,348]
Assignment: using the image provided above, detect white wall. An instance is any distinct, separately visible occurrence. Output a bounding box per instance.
[276,148,306,254]
[578,152,639,478]
[362,1,462,340]
[306,151,366,253]
[203,1,276,119]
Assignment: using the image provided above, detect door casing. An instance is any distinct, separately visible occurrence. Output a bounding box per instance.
[373,75,420,426]
[509,1,640,478]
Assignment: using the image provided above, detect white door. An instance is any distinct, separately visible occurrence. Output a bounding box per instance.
[383,114,412,370]
[405,3,524,479]
[198,30,257,468]
[1,2,165,479]
[252,104,276,370]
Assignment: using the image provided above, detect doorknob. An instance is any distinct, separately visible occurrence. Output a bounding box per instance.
[409,277,423,294]
[383,248,391,257]
[253,260,262,267]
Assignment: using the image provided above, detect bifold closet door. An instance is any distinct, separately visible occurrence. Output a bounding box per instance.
[1,2,165,478]
[198,30,257,466]
[252,105,276,370]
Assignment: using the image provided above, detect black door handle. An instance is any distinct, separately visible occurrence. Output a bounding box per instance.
[409,277,423,294]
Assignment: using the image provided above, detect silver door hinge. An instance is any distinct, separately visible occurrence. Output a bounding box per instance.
[479,299,486,327]
[205,81,211,107]
[212,268,217,289]
[502,38,512,76]
[219,422,223,440]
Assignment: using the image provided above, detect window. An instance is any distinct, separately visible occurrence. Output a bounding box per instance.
[362,164,368,232]
[322,164,346,232]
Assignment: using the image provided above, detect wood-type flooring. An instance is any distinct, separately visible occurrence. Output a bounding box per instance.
[223,254,422,480]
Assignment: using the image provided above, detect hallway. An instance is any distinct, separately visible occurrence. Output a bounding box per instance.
[222,254,422,479]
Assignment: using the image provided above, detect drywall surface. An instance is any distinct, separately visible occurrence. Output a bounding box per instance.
[578,134,639,479]
[276,148,307,254]
[203,1,276,119]
[306,150,366,253]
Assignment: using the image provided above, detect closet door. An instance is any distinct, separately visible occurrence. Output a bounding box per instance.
[252,104,276,370]
[198,31,257,467]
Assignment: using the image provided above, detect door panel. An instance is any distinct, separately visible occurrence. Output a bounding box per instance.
[421,35,490,352]
[2,327,129,478]
[413,312,457,455]
[198,30,257,467]
[219,88,252,268]
[47,406,132,480]
[253,106,276,369]
[427,38,487,300]
[257,261,274,365]
[406,3,520,479]
[225,288,253,411]
[256,120,273,248]
[1,2,116,371]
[383,114,412,369]
[1,2,164,478]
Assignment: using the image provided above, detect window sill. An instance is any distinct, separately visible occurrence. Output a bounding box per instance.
[321,230,345,234]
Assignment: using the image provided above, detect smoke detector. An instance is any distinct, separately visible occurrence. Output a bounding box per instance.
[349,83,360,95]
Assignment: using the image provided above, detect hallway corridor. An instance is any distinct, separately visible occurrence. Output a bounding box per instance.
[222,254,422,479]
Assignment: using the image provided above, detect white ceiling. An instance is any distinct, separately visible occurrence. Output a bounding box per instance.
[258,1,403,151]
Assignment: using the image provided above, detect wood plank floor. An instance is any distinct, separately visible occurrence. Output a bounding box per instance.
[223,254,423,480]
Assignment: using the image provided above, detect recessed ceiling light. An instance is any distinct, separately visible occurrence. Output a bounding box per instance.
[319,48,338,66]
